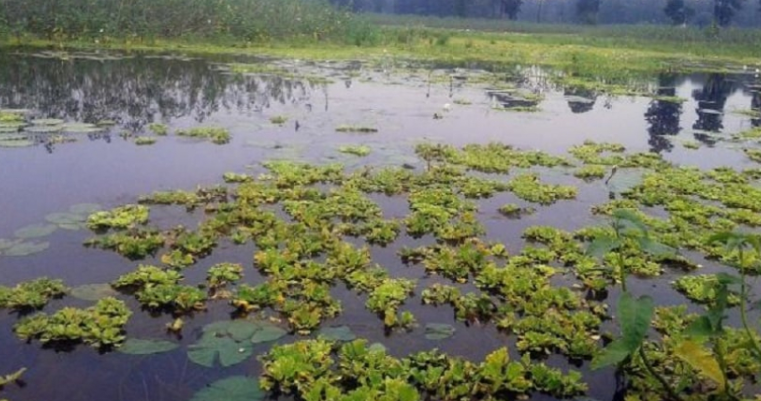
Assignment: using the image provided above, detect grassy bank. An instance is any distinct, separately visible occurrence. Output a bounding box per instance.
[2,13,761,81]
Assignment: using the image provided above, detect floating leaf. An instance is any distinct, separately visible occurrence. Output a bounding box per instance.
[606,168,645,196]
[23,125,62,134]
[0,138,34,148]
[586,235,619,258]
[317,326,355,342]
[14,224,57,239]
[187,335,253,368]
[71,283,119,301]
[45,212,85,225]
[618,292,654,351]
[119,338,179,355]
[0,238,19,252]
[591,339,631,369]
[190,376,264,401]
[62,123,102,133]
[425,323,455,340]
[203,320,258,342]
[31,118,65,126]
[69,203,103,215]
[250,324,287,344]
[674,340,725,390]
[4,241,49,256]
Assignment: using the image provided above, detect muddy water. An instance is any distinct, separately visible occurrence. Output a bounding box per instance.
[0,51,759,401]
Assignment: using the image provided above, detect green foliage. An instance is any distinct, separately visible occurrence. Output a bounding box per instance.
[176,127,230,144]
[574,164,607,181]
[0,278,68,310]
[592,292,654,369]
[507,173,577,205]
[84,228,164,259]
[148,123,168,136]
[135,136,157,146]
[207,263,243,289]
[270,116,288,125]
[366,278,416,328]
[87,205,149,230]
[338,145,371,157]
[14,297,132,348]
[336,125,378,133]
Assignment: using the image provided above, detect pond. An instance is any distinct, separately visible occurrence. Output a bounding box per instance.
[0,50,760,401]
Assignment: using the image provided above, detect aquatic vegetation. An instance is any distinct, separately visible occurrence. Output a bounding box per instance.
[176,127,231,144]
[338,145,371,156]
[134,136,157,145]
[14,297,131,349]
[424,323,455,340]
[223,172,252,183]
[148,123,168,136]
[70,283,119,302]
[423,142,569,173]
[744,148,761,163]
[84,228,165,259]
[118,338,179,355]
[269,116,288,125]
[573,164,606,181]
[506,173,577,205]
[673,274,741,306]
[0,240,50,256]
[569,140,626,165]
[113,264,182,289]
[190,376,264,401]
[0,367,26,388]
[365,278,416,328]
[335,125,378,133]
[259,339,586,399]
[138,187,227,210]
[682,140,701,150]
[87,205,150,231]
[207,263,243,291]
[498,203,535,218]
[0,278,68,310]
[317,325,356,342]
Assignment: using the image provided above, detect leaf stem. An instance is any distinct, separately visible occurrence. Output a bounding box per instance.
[638,347,684,401]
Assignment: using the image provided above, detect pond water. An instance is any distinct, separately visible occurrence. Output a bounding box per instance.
[0,50,760,401]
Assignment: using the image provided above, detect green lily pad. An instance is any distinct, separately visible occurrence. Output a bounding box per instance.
[424,323,455,340]
[0,125,22,133]
[14,224,57,239]
[203,320,258,342]
[4,241,49,256]
[606,168,646,196]
[62,123,101,133]
[58,222,85,231]
[46,212,85,225]
[69,203,103,215]
[317,325,356,342]
[31,118,65,126]
[250,324,287,344]
[0,138,34,148]
[23,125,62,134]
[0,238,20,252]
[190,377,264,401]
[188,335,253,368]
[71,283,119,301]
[119,338,179,355]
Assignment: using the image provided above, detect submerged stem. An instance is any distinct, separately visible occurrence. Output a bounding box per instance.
[638,347,684,401]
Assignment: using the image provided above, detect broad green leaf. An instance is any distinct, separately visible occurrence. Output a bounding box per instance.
[684,316,715,339]
[591,339,631,369]
[317,326,356,342]
[424,323,455,340]
[187,335,253,368]
[119,338,179,355]
[638,237,675,257]
[715,273,742,286]
[673,340,725,390]
[190,376,264,401]
[71,283,119,301]
[586,236,619,258]
[5,241,49,256]
[14,224,57,239]
[618,292,653,351]
[250,324,287,344]
[612,209,648,235]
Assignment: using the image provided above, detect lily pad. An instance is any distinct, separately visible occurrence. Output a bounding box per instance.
[606,168,646,196]
[424,323,455,340]
[187,335,253,368]
[46,212,85,225]
[31,118,65,126]
[190,377,264,401]
[0,238,19,252]
[4,241,49,256]
[0,138,34,148]
[14,224,57,239]
[23,125,62,134]
[250,324,287,344]
[317,325,356,342]
[62,123,100,133]
[71,283,119,301]
[69,203,103,215]
[119,338,179,355]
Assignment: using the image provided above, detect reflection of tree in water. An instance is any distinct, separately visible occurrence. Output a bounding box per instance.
[644,74,682,153]
[0,55,316,132]
[691,73,733,144]
[751,89,761,128]
[564,88,597,113]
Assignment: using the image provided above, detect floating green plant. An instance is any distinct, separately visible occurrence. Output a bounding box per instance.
[498,203,535,218]
[148,123,168,136]
[507,173,577,205]
[223,172,252,183]
[269,115,288,125]
[0,278,68,310]
[573,164,607,181]
[335,125,378,133]
[87,205,149,230]
[176,126,231,144]
[14,297,131,349]
[338,144,371,156]
[135,136,157,145]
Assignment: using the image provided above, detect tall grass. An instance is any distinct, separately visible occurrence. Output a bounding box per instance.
[0,0,380,44]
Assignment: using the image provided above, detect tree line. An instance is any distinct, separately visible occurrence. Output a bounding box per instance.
[331,0,761,27]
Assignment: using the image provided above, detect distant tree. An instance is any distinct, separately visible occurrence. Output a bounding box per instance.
[502,0,524,19]
[713,0,743,26]
[577,0,601,24]
[664,0,694,24]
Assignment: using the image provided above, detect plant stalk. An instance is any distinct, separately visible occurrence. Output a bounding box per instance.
[638,347,684,401]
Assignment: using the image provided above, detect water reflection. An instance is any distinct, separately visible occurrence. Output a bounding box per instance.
[0,54,319,132]
[751,89,761,127]
[564,88,597,113]
[692,73,733,143]
[644,74,682,153]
